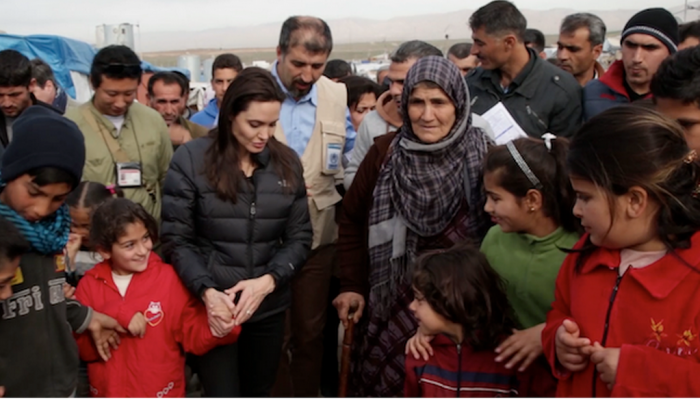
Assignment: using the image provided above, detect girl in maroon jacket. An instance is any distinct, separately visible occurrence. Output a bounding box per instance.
[75,198,240,397]
[404,243,556,397]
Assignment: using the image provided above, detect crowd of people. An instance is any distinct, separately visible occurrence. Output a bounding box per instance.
[1,0,700,397]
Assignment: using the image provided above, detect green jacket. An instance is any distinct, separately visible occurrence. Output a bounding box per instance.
[65,101,173,220]
[480,225,580,329]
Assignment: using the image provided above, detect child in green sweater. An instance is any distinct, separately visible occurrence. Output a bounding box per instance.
[481,134,580,373]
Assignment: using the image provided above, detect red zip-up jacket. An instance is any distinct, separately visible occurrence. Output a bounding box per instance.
[405,334,557,397]
[74,253,240,397]
[543,233,700,397]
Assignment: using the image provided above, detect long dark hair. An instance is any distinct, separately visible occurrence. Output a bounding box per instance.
[205,67,301,203]
[568,106,700,271]
[412,242,518,350]
[484,136,578,233]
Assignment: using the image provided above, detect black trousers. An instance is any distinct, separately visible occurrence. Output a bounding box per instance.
[195,311,286,397]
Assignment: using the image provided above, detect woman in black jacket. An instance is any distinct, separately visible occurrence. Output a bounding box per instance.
[161,67,312,397]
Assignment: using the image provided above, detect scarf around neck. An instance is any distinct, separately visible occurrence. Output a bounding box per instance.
[367,56,491,318]
[0,180,71,255]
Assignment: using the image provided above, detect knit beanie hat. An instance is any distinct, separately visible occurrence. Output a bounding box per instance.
[621,8,679,54]
[1,105,85,184]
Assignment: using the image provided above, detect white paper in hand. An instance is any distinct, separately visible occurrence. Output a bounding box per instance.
[481,102,527,145]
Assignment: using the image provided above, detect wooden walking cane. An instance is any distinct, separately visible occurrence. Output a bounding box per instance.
[338,301,359,397]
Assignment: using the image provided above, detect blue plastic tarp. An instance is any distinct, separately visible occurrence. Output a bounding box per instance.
[140,60,191,80]
[0,34,96,99]
[0,34,191,98]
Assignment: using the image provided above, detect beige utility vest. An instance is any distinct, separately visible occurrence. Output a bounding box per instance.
[274,76,348,250]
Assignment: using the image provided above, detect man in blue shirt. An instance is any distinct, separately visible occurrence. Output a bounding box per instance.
[268,15,356,398]
[190,53,242,128]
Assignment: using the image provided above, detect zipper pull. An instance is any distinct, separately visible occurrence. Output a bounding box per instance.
[457,344,461,355]
[250,202,256,219]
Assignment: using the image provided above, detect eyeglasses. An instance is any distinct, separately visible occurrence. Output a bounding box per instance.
[100,63,142,75]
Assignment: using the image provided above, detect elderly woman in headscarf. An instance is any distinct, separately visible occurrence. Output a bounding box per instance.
[333,56,493,397]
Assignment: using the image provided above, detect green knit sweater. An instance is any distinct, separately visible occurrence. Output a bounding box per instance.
[480,226,580,329]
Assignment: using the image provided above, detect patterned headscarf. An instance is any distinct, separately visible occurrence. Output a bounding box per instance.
[367,56,491,318]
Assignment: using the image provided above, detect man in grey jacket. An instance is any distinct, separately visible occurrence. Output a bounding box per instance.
[344,41,495,190]
[467,1,582,138]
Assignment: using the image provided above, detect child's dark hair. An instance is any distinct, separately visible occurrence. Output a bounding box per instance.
[568,106,700,270]
[89,198,159,251]
[484,136,578,233]
[66,181,123,209]
[412,242,518,350]
[0,216,30,263]
[27,167,80,190]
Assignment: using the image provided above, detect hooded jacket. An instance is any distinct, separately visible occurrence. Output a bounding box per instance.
[190,98,219,128]
[75,253,240,397]
[582,60,652,121]
[405,334,557,397]
[161,137,312,322]
[543,233,700,397]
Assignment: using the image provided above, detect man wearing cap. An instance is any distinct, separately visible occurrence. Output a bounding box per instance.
[583,8,678,121]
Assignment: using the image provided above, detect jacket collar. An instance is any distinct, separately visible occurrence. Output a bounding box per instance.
[517,227,576,249]
[87,99,132,132]
[252,146,271,167]
[594,61,606,81]
[580,232,700,299]
[205,98,219,117]
[89,252,163,282]
[598,60,651,101]
[479,48,541,99]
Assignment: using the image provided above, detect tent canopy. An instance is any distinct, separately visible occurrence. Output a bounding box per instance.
[0,34,190,99]
[0,34,95,98]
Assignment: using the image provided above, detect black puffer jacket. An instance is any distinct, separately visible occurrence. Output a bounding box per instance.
[161,137,312,322]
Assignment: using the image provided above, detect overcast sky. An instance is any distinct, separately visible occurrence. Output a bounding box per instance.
[1,0,693,43]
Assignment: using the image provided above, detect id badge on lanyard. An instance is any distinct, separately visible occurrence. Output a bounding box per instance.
[116,162,143,189]
[325,143,342,172]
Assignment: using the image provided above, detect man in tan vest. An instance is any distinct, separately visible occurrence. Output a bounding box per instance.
[270,16,356,397]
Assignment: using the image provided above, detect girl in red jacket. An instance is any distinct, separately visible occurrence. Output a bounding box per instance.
[542,106,700,397]
[404,243,556,397]
[75,198,240,397]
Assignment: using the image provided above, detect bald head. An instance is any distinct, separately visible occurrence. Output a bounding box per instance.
[279,16,333,55]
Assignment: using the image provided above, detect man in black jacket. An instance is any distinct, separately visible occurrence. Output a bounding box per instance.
[467,1,582,138]
[0,50,62,160]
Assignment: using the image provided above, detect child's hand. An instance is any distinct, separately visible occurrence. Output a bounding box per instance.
[63,283,76,300]
[405,330,435,361]
[495,324,545,371]
[589,342,620,390]
[128,312,147,338]
[555,319,591,372]
[66,233,82,267]
[209,303,235,338]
